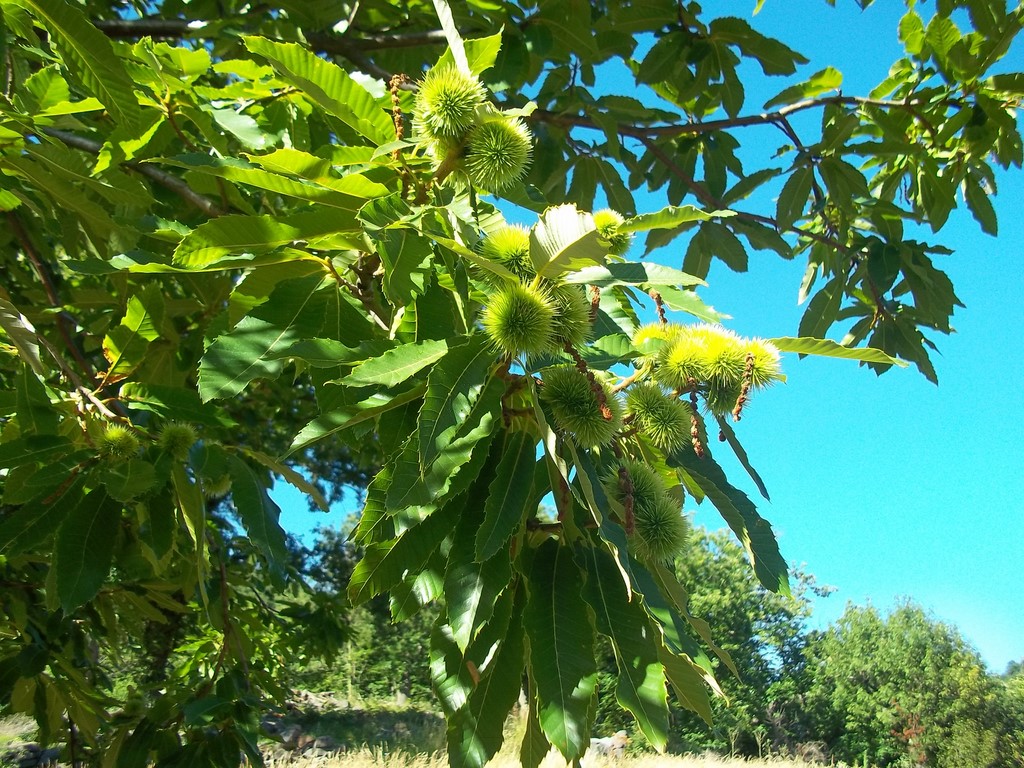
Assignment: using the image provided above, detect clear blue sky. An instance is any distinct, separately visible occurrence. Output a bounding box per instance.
[274,1,1024,672]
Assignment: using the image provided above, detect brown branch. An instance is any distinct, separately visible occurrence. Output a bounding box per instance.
[40,128,225,217]
[638,135,854,256]
[91,17,452,50]
[532,94,966,142]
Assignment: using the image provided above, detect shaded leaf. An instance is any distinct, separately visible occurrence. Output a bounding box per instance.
[54,488,121,612]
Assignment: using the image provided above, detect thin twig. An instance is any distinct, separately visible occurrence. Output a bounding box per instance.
[40,128,225,217]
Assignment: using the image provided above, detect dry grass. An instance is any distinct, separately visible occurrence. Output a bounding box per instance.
[264,748,842,768]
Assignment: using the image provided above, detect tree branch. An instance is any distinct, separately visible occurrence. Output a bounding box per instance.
[41,128,225,217]
[532,94,965,141]
[637,136,853,256]
[92,17,450,50]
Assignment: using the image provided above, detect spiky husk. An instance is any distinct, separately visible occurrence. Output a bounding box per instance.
[549,285,592,348]
[480,225,534,281]
[465,117,533,192]
[414,66,486,139]
[626,382,692,454]
[655,331,709,390]
[698,324,748,387]
[482,283,555,358]
[602,458,666,511]
[158,422,198,461]
[593,208,633,256]
[540,365,622,447]
[101,424,140,460]
[633,494,688,563]
[745,338,784,389]
[704,380,744,417]
[631,322,679,359]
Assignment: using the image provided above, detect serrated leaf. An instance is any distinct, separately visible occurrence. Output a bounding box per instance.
[0,435,71,469]
[348,500,461,604]
[435,32,504,77]
[524,540,597,761]
[11,0,142,131]
[763,67,842,109]
[103,459,157,502]
[346,342,450,391]
[797,276,843,339]
[448,586,526,768]
[530,204,606,278]
[446,511,513,652]
[432,0,470,74]
[54,488,120,612]
[581,546,669,751]
[159,155,387,210]
[243,36,393,145]
[238,447,329,512]
[225,454,288,577]
[669,447,790,595]
[655,640,713,725]
[0,476,83,555]
[15,364,58,435]
[0,298,44,375]
[289,385,426,454]
[620,205,727,234]
[476,430,539,561]
[776,165,813,230]
[563,261,705,288]
[121,383,237,427]
[769,336,909,366]
[713,414,770,501]
[199,275,329,401]
[419,335,496,472]
[963,174,997,235]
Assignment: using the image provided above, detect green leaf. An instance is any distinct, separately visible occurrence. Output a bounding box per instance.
[418,335,496,473]
[0,435,71,469]
[225,454,289,577]
[580,546,669,751]
[655,640,714,725]
[375,229,431,306]
[776,165,813,230]
[237,447,330,512]
[103,459,157,502]
[0,476,83,555]
[797,275,843,339]
[348,500,461,605]
[448,586,526,768]
[524,540,597,762]
[242,37,393,145]
[172,211,356,269]
[387,390,500,514]
[121,383,237,427]
[563,261,705,289]
[445,509,513,652]
[963,174,998,235]
[10,0,142,131]
[159,155,388,210]
[770,336,908,366]
[620,204,729,234]
[712,415,770,501]
[530,204,607,278]
[54,488,120,612]
[763,67,842,109]
[432,0,470,74]
[289,385,426,454]
[669,448,791,595]
[345,340,449,388]
[476,429,538,561]
[199,275,329,401]
[15,364,58,435]
[0,298,43,375]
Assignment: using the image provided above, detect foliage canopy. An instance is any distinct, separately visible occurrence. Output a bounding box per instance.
[0,0,1021,765]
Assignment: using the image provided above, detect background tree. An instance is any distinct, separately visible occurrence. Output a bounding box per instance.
[0,1,1021,767]
[802,601,1006,767]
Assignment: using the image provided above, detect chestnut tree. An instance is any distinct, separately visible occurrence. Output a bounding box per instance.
[0,0,1021,765]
